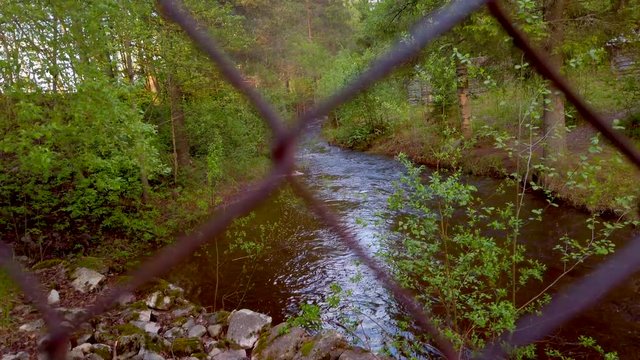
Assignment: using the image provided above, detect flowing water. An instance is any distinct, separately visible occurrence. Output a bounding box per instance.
[170,126,640,358]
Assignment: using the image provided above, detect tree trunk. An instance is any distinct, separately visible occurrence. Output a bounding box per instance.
[456,61,472,139]
[542,0,567,160]
[123,39,135,83]
[168,75,190,179]
[306,0,313,41]
[614,0,627,12]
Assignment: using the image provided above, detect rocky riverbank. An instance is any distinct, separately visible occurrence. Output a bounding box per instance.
[1,260,389,360]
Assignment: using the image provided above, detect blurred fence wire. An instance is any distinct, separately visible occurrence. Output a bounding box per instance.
[4,0,640,359]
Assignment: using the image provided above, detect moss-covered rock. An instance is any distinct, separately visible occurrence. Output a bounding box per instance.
[32,259,67,270]
[254,323,308,360]
[300,340,314,357]
[115,334,145,359]
[171,337,203,356]
[115,323,145,336]
[90,344,111,360]
[191,352,208,360]
[70,256,109,273]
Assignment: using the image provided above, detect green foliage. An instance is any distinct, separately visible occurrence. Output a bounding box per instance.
[382,154,545,350]
[546,336,620,360]
[319,50,408,149]
[0,270,18,328]
[0,83,166,251]
[288,303,323,331]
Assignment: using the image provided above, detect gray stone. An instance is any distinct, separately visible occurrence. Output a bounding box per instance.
[71,267,105,293]
[67,349,84,360]
[62,308,88,323]
[47,289,60,305]
[131,320,148,331]
[226,309,272,349]
[188,324,207,338]
[72,343,93,354]
[19,318,44,332]
[254,323,308,360]
[168,283,185,294]
[211,349,247,360]
[293,331,347,360]
[77,332,94,344]
[141,351,165,360]
[207,311,230,326]
[94,330,111,344]
[115,334,145,359]
[182,317,196,330]
[1,352,29,360]
[145,291,173,310]
[163,326,185,339]
[171,307,193,318]
[138,310,152,322]
[204,338,219,353]
[208,348,223,358]
[90,344,112,359]
[145,322,161,335]
[168,337,203,356]
[207,324,223,338]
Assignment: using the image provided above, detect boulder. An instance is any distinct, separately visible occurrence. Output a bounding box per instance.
[211,349,248,360]
[1,352,29,360]
[163,326,185,339]
[77,332,94,344]
[131,320,159,334]
[168,283,185,295]
[141,351,165,360]
[61,308,88,323]
[182,317,196,330]
[226,309,272,349]
[145,322,162,335]
[67,348,85,360]
[18,318,44,332]
[47,289,60,305]
[115,334,145,359]
[71,267,105,293]
[90,344,112,360]
[72,343,93,354]
[169,337,204,356]
[207,324,223,338]
[188,324,207,338]
[253,323,308,360]
[171,307,193,318]
[204,338,219,353]
[145,291,173,310]
[293,331,348,360]
[137,310,152,322]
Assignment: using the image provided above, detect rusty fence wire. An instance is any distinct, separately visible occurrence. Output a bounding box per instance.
[3,0,640,359]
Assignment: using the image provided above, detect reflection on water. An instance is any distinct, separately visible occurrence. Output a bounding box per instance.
[169,128,639,357]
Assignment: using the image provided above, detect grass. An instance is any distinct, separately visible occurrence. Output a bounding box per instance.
[0,270,18,328]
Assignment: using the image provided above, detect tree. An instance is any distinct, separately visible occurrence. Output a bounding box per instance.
[542,0,568,159]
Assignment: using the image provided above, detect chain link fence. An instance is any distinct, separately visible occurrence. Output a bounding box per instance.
[3,0,640,359]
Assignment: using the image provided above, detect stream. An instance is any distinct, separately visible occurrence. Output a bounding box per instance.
[170,124,640,358]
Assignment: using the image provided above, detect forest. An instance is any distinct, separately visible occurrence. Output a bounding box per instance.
[1,0,640,359]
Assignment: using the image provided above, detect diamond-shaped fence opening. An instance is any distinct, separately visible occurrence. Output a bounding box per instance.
[3,1,640,359]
